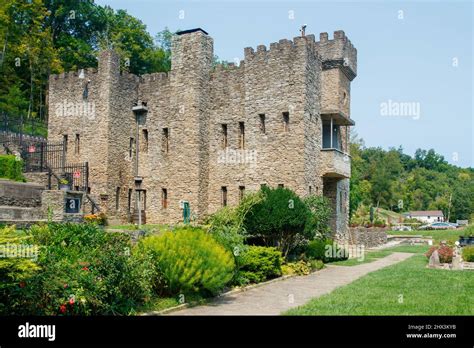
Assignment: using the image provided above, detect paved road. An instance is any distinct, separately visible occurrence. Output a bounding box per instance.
[167,252,414,315]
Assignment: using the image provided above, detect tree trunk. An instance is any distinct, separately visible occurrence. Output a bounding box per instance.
[0,29,8,68]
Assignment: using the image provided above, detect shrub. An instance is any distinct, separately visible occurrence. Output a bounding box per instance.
[303,195,332,240]
[236,246,283,285]
[461,225,474,237]
[0,226,40,313]
[462,246,474,262]
[0,155,25,182]
[425,245,454,264]
[306,239,349,263]
[5,223,154,315]
[141,227,235,295]
[309,259,325,271]
[243,186,313,257]
[281,260,311,276]
[205,191,264,233]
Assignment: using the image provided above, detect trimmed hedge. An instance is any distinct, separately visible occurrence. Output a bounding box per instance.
[237,246,283,284]
[0,155,25,182]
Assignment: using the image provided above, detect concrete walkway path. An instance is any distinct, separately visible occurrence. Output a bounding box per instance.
[167,252,414,315]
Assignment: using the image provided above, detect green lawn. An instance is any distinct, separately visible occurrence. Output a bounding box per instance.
[387,229,464,243]
[285,254,474,315]
[132,294,207,315]
[331,244,429,266]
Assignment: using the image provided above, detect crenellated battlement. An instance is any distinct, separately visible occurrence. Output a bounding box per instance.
[243,31,356,79]
[49,68,100,85]
[315,30,357,80]
[244,35,314,61]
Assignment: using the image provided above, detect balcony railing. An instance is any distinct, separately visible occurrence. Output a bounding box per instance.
[320,148,351,178]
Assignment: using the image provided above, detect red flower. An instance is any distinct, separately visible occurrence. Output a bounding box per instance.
[81,266,89,271]
[59,304,67,314]
[19,281,26,288]
[69,298,75,305]
[63,283,68,288]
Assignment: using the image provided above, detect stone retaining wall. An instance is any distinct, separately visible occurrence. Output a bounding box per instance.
[349,227,388,248]
[0,179,44,207]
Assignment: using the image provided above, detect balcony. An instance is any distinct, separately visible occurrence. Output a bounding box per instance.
[320,148,351,178]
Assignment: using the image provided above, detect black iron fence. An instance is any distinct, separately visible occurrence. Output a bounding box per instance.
[0,130,46,149]
[0,113,48,138]
[48,162,89,192]
[22,141,64,172]
[20,141,89,191]
[0,113,90,194]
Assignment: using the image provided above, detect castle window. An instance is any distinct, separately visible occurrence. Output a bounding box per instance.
[142,129,148,152]
[162,188,168,209]
[129,137,134,158]
[339,191,343,213]
[239,122,245,149]
[322,120,341,150]
[283,112,290,132]
[221,186,228,207]
[127,188,132,213]
[63,134,68,152]
[221,124,228,149]
[141,190,147,211]
[259,114,266,134]
[74,134,80,155]
[239,185,245,201]
[162,128,169,153]
[342,91,348,105]
[309,186,312,195]
[278,184,284,188]
[115,187,120,211]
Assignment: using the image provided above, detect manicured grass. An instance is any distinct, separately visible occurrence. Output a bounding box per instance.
[133,294,207,315]
[285,254,474,315]
[331,244,429,266]
[331,250,393,266]
[388,229,464,243]
[383,244,430,254]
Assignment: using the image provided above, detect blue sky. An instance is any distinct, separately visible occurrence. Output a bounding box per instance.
[97,0,473,168]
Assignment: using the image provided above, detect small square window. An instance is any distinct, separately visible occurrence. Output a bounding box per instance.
[239,185,245,201]
[283,112,289,132]
[221,124,228,149]
[239,122,245,149]
[259,114,266,134]
[221,186,228,207]
[162,128,169,153]
[162,188,168,209]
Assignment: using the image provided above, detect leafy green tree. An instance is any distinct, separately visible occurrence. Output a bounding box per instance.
[304,195,332,240]
[350,135,473,222]
[243,186,312,257]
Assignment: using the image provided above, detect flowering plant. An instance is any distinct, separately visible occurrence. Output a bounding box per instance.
[84,213,107,226]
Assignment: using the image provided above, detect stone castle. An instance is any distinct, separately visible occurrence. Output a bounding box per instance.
[47,28,357,240]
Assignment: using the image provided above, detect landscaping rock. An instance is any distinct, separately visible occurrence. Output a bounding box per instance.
[428,250,440,268]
